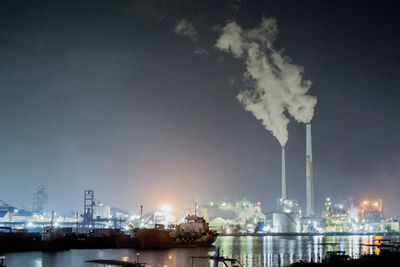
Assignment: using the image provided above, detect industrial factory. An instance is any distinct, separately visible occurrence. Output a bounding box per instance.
[270,124,314,233]
[1,124,399,236]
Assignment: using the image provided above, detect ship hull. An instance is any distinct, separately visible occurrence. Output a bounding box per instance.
[174,232,217,248]
[136,228,174,249]
[135,229,217,249]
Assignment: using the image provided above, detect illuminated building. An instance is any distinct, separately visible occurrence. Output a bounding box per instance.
[323,198,351,232]
[273,199,301,233]
[32,185,47,215]
[205,199,266,233]
[359,199,383,223]
[93,202,111,219]
[208,217,229,232]
[0,200,32,225]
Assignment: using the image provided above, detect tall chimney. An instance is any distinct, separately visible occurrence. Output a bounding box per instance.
[281,146,286,200]
[306,124,314,216]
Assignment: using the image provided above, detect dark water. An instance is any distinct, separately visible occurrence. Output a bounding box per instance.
[1,235,389,267]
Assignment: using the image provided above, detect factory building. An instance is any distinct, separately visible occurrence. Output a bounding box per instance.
[365,221,400,233]
[273,211,300,233]
[272,124,315,233]
[0,200,32,224]
[93,201,111,219]
[273,198,301,233]
[208,217,228,232]
[32,185,47,215]
[323,198,351,232]
[203,200,266,233]
[359,199,383,223]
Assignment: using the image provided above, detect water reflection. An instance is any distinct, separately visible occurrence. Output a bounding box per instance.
[34,258,42,267]
[2,235,395,267]
[214,235,385,267]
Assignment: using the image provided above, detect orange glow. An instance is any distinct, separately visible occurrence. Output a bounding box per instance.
[360,199,382,210]
[359,199,383,219]
[374,246,381,255]
[373,240,381,255]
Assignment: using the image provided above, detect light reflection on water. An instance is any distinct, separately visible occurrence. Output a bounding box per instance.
[212,235,388,266]
[2,235,396,267]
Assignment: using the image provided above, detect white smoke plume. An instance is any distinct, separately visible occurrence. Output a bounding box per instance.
[175,19,198,41]
[216,18,317,147]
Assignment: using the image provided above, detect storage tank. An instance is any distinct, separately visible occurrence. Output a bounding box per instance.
[273,212,300,233]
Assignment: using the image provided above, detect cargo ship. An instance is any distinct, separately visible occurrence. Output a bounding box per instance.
[134,215,217,249]
[1,226,140,252]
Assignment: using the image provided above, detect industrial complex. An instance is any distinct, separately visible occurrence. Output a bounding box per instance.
[0,125,399,236]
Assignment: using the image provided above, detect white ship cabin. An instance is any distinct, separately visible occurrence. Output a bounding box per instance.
[179,215,209,235]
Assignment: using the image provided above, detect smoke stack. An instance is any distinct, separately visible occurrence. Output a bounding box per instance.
[281,146,286,200]
[306,124,314,216]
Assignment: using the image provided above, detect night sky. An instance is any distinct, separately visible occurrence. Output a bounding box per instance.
[0,0,399,216]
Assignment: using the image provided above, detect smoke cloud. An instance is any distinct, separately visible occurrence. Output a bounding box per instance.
[175,19,198,41]
[216,18,317,146]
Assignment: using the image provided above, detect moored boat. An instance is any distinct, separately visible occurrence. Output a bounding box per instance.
[135,224,174,249]
[134,215,217,249]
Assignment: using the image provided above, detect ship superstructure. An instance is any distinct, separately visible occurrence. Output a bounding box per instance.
[134,215,217,249]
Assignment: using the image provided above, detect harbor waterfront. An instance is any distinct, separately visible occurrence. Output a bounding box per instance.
[2,235,396,267]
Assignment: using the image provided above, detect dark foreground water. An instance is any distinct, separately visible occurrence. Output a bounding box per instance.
[1,235,393,267]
